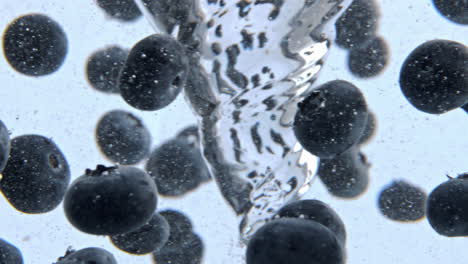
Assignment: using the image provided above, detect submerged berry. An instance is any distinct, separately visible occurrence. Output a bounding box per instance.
[294,80,368,158]
[378,180,427,222]
[0,135,70,214]
[3,14,68,76]
[247,218,344,264]
[348,36,389,78]
[317,147,370,199]
[64,165,158,235]
[0,238,23,264]
[276,199,347,245]
[86,46,128,94]
[95,110,151,165]
[399,39,468,114]
[96,0,142,22]
[56,247,117,264]
[110,213,170,255]
[119,34,189,111]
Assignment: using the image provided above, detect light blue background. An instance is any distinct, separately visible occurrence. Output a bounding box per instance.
[0,0,467,263]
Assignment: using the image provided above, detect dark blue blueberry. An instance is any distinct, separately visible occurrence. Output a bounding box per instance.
[86,46,128,94]
[0,120,10,172]
[64,165,158,235]
[3,14,68,76]
[348,36,389,78]
[246,218,344,264]
[143,0,194,34]
[432,0,468,25]
[294,80,369,158]
[153,232,204,264]
[56,247,117,264]
[119,34,189,111]
[0,238,23,264]
[335,0,379,49]
[378,180,427,222]
[276,199,346,245]
[96,0,141,22]
[159,209,193,249]
[96,110,151,165]
[399,39,468,114]
[146,138,208,196]
[427,174,468,237]
[176,125,211,182]
[110,212,170,255]
[317,147,370,199]
[0,135,70,214]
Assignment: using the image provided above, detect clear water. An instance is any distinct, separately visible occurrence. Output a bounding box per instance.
[0,1,467,263]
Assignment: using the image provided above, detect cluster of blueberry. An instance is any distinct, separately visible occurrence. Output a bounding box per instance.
[0,0,466,263]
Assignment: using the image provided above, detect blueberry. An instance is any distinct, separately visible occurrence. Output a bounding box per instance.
[317,147,370,198]
[56,247,117,264]
[153,232,204,264]
[335,0,379,49]
[96,0,141,22]
[358,110,377,145]
[0,120,10,172]
[378,180,427,222]
[64,165,158,235]
[0,238,23,264]
[110,213,170,255]
[294,80,369,158]
[119,34,189,111]
[86,46,128,94]
[427,174,468,237]
[176,125,212,182]
[432,0,468,25]
[399,39,468,114]
[0,135,70,214]
[159,209,193,249]
[276,199,347,245]
[142,0,194,34]
[146,138,208,196]
[95,110,151,165]
[246,218,345,264]
[348,36,389,78]
[3,14,68,76]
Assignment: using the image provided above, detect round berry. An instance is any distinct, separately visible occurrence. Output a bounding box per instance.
[427,174,468,237]
[153,232,204,264]
[159,209,193,249]
[348,36,389,78]
[3,14,68,76]
[110,213,170,255]
[95,110,151,165]
[318,147,370,198]
[277,199,347,245]
[0,239,23,264]
[378,180,427,222]
[432,0,468,25]
[96,0,141,22]
[0,135,70,214]
[294,80,369,158]
[335,0,379,49]
[146,139,208,196]
[86,46,128,94]
[64,165,158,235]
[56,247,117,264]
[399,39,468,114]
[119,34,189,111]
[247,218,344,264]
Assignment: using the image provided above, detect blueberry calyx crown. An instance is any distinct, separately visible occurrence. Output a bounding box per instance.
[85,165,117,177]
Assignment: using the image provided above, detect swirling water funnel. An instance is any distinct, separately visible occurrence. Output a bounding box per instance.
[135,0,352,242]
